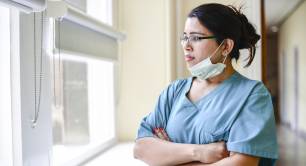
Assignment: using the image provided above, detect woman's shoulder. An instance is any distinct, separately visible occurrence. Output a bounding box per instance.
[171,77,190,86]
[233,72,270,95]
[164,77,191,94]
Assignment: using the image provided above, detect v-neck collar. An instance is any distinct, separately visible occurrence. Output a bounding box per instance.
[183,71,239,107]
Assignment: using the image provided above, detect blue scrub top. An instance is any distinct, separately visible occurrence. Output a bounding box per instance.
[137,71,278,165]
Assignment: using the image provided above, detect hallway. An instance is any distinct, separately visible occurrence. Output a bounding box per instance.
[276,125,306,166]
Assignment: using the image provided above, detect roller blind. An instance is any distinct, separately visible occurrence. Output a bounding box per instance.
[54,6,125,61]
[0,0,46,13]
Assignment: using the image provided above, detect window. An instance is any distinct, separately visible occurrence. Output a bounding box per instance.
[87,0,113,25]
[0,0,122,165]
[64,0,114,25]
[0,5,13,166]
[65,0,87,12]
[52,53,115,165]
[50,0,123,162]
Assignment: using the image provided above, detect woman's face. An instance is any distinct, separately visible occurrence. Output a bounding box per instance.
[182,17,221,68]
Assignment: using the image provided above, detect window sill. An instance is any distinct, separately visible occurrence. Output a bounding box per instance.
[84,142,146,166]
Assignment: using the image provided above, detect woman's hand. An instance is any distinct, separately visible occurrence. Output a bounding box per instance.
[193,141,229,164]
[153,127,171,141]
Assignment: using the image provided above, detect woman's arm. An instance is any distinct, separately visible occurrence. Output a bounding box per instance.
[134,137,229,166]
[134,137,195,166]
[177,152,259,166]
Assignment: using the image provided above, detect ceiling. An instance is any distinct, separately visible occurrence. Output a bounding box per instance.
[264,0,304,32]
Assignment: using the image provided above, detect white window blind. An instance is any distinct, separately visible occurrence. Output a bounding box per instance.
[54,5,125,61]
[0,0,46,13]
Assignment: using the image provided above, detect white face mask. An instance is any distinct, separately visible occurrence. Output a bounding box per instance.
[188,40,228,80]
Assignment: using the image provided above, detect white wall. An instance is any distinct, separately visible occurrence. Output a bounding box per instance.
[279,1,306,133]
[117,0,169,141]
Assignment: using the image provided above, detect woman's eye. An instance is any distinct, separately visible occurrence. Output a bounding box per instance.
[191,36,201,41]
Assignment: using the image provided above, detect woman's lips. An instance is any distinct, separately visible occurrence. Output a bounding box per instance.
[185,55,195,62]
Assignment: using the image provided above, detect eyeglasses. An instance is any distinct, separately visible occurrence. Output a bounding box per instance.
[180,35,216,45]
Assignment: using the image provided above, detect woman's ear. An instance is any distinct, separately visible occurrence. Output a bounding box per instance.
[222,39,234,56]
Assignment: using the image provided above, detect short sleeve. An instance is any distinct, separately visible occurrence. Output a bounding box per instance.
[136,80,179,140]
[227,83,278,163]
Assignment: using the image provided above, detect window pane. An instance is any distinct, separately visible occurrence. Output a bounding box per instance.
[87,0,113,25]
[64,0,113,26]
[52,53,115,165]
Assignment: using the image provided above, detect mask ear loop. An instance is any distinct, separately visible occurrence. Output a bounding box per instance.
[221,39,230,64]
[222,53,229,64]
[209,40,225,59]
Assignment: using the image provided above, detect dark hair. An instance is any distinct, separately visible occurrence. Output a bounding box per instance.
[188,3,260,67]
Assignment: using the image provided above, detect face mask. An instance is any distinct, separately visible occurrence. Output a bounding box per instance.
[188,40,228,80]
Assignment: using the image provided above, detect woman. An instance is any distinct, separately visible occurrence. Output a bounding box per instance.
[134,3,278,166]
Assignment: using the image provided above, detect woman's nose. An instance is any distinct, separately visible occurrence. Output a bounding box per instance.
[182,41,193,51]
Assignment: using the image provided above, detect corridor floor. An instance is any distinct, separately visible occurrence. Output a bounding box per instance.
[276,125,306,166]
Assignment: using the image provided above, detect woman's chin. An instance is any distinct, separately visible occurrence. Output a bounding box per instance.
[186,62,196,68]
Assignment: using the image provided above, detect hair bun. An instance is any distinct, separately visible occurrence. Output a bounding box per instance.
[229,6,260,49]
[238,14,260,49]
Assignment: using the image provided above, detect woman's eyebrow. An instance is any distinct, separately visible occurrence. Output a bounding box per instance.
[183,32,207,36]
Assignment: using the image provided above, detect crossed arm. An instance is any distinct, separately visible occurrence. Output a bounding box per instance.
[177,152,259,166]
[133,129,259,166]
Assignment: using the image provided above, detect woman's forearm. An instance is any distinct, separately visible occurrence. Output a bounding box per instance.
[211,152,259,166]
[177,152,259,166]
[134,137,197,166]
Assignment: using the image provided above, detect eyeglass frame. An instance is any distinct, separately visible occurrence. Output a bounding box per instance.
[180,35,216,45]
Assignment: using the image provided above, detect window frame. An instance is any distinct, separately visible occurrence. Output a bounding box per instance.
[0,5,13,166]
